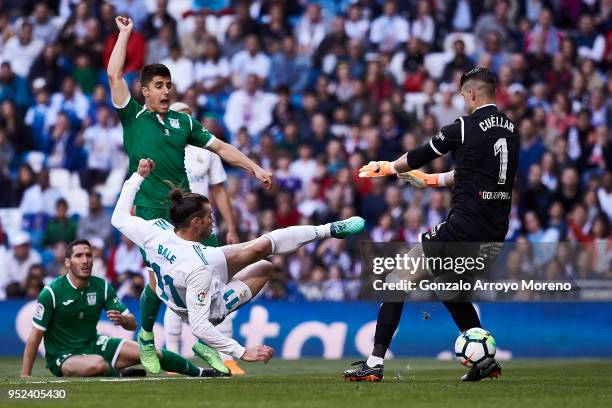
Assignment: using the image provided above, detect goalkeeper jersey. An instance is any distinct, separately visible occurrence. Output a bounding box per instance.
[111,172,245,358]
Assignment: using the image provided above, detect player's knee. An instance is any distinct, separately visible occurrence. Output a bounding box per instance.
[90,357,110,376]
[258,260,274,278]
[251,238,272,258]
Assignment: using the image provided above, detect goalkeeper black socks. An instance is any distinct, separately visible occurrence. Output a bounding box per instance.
[372,302,405,358]
[443,301,481,331]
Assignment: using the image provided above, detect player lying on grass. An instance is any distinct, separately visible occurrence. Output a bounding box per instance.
[108,16,273,374]
[21,239,219,378]
[111,159,365,373]
[344,67,516,382]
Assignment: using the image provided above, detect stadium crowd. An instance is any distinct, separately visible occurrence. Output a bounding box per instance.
[0,0,610,301]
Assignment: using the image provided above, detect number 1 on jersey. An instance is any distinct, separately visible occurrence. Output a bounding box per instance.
[494,138,508,185]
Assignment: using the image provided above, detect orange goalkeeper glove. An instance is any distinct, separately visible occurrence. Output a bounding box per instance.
[358,161,397,178]
[397,170,444,188]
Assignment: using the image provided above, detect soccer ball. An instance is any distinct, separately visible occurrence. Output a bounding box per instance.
[454,328,496,368]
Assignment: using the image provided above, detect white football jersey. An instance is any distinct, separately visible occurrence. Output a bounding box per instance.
[185,145,227,197]
[111,173,246,358]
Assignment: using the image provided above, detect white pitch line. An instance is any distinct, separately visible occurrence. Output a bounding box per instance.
[6,376,231,385]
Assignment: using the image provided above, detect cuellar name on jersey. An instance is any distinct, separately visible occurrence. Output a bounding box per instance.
[479,116,515,133]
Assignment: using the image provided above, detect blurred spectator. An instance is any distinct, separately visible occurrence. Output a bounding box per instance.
[77,192,112,245]
[141,0,176,39]
[80,105,123,190]
[41,198,77,248]
[23,264,45,299]
[269,36,310,94]
[19,2,62,45]
[19,168,62,217]
[230,34,270,88]
[345,4,369,41]
[46,241,67,277]
[295,3,327,56]
[111,0,148,30]
[103,16,146,74]
[0,231,42,300]
[107,235,144,290]
[369,0,409,52]
[525,9,563,56]
[0,62,30,109]
[145,23,174,64]
[0,21,44,77]
[89,237,107,279]
[181,13,209,60]
[224,74,278,137]
[28,44,65,94]
[161,42,193,95]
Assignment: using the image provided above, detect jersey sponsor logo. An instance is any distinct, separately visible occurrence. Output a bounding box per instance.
[34,303,44,320]
[196,290,207,305]
[62,299,74,306]
[78,311,84,320]
[87,292,97,305]
[169,118,180,129]
[479,191,511,200]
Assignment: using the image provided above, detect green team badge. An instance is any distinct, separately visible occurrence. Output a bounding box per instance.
[87,293,97,305]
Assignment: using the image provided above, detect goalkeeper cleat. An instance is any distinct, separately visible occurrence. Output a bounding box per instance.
[199,367,231,377]
[192,341,231,376]
[138,329,161,374]
[460,360,502,382]
[119,367,147,377]
[224,359,246,375]
[330,217,365,239]
[343,360,384,382]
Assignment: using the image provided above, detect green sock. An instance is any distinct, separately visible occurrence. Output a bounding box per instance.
[140,285,162,332]
[160,349,202,376]
[107,365,119,377]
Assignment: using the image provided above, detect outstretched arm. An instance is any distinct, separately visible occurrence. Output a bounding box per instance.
[21,327,44,377]
[398,170,455,188]
[107,16,133,107]
[359,120,463,178]
[207,139,273,190]
[210,183,239,244]
[111,159,156,248]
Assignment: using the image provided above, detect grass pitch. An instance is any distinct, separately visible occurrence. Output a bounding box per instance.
[1,357,611,408]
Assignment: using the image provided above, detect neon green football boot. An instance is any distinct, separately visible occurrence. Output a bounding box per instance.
[330,216,366,238]
[192,341,231,376]
[138,329,161,374]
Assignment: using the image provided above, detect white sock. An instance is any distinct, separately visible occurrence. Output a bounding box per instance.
[367,355,384,367]
[163,308,183,353]
[217,318,233,361]
[265,225,331,255]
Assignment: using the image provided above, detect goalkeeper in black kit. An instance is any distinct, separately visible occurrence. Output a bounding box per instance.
[343,68,519,382]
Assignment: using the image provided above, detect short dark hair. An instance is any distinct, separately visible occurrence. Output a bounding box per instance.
[460,67,497,97]
[66,239,91,259]
[140,63,171,87]
[168,189,210,229]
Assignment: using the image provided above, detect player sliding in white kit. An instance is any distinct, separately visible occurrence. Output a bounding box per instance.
[111,159,365,372]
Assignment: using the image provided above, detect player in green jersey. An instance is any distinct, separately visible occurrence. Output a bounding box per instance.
[20,239,219,378]
[107,16,273,373]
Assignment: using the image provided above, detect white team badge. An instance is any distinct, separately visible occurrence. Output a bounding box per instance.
[169,118,180,129]
[87,292,97,305]
[196,290,207,305]
[34,303,45,319]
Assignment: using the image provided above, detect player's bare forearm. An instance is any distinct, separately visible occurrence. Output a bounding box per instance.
[208,140,273,189]
[107,17,132,105]
[108,310,137,331]
[21,328,44,377]
[210,184,238,237]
